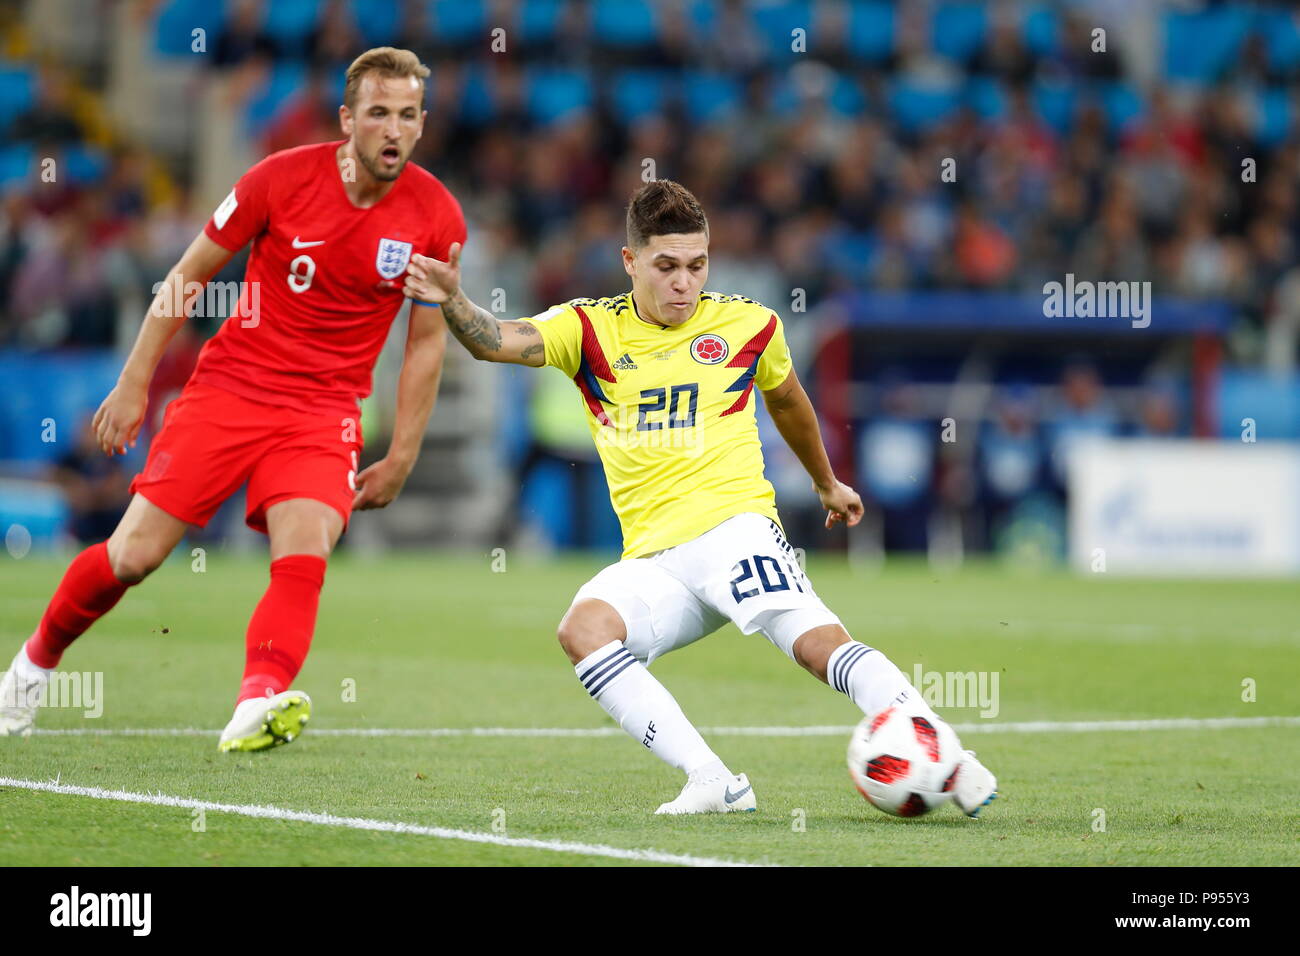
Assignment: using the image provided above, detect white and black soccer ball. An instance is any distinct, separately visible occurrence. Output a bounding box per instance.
[847,707,961,817]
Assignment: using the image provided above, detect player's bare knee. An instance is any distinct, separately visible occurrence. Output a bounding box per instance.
[793,625,852,684]
[557,600,625,664]
[106,533,169,583]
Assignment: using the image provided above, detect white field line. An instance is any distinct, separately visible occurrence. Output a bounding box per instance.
[0,777,772,868]
[25,715,1300,738]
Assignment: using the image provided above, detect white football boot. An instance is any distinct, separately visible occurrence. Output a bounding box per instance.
[949,749,998,817]
[655,770,757,815]
[218,690,312,752]
[0,647,52,737]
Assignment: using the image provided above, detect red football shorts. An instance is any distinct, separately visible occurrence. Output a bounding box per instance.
[128,382,364,534]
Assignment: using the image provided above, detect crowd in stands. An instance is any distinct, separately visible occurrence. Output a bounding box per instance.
[3,0,1299,552]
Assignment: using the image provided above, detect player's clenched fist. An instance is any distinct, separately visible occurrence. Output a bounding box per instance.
[403,242,462,305]
[91,380,147,457]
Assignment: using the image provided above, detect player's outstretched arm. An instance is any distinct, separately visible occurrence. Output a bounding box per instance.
[761,368,864,530]
[92,232,236,456]
[403,245,545,367]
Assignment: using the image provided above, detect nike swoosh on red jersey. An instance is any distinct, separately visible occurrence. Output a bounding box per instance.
[292,237,326,248]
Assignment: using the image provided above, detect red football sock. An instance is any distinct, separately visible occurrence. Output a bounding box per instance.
[25,541,131,669]
[238,554,327,704]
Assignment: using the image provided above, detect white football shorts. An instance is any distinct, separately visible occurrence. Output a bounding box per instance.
[571,512,842,665]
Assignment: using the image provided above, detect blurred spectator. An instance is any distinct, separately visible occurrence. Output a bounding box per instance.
[48,418,131,544]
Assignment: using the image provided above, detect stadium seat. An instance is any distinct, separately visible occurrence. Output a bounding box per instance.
[611,70,673,122]
[931,1,987,63]
[680,70,741,124]
[349,0,401,48]
[1097,81,1144,134]
[1259,9,1300,72]
[847,1,895,62]
[63,144,109,186]
[1032,77,1076,135]
[1021,3,1058,57]
[0,144,34,187]
[889,77,961,133]
[429,0,486,44]
[526,68,593,125]
[752,0,814,64]
[517,0,564,46]
[262,0,324,59]
[1252,86,1293,148]
[244,63,308,136]
[966,75,1007,120]
[1164,6,1252,83]
[457,63,495,125]
[592,0,658,48]
[152,0,228,59]
[0,65,35,119]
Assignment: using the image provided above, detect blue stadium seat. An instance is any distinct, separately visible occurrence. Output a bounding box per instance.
[889,78,960,133]
[517,0,563,45]
[0,65,35,118]
[1021,3,1058,56]
[244,63,307,135]
[681,70,741,123]
[752,0,813,64]
[592,0,658,48]
[966,75,1007,120]
[1259,9,1300,72]
[64,144,109,186]
[931,1,987,63]
[685,0,719,34]
[1164,6,1252,83]
[349,0,401,47]
[1032,77,1075,135]
[457,63,495,125]
[1097,81,1144,134]
[429,0,486,44]
[1253,86,1293,147]
[526,68,593,124]
[152,0,228,59]
[847,1,894,62]
[611,69,672,122]
[262,0,323,58]
[0,144,34,188]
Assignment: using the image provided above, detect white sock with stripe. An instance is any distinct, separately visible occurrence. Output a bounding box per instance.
[575,640,726,777]
[826,640,939,722]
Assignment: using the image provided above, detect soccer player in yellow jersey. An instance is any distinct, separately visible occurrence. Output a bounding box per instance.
[404,181,997,816]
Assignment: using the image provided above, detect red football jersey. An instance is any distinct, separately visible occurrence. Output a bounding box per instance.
[194,140,466,414]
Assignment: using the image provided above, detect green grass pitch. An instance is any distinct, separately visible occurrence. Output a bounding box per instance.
[1,550,1297,866]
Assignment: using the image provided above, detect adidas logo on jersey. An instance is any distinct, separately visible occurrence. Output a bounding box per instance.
[612,352,638,370]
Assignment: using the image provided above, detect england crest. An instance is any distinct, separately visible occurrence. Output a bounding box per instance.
[376,237,413,280]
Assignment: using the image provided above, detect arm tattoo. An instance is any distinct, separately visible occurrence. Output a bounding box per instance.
[521,343,544,360]
[443,289,502,355]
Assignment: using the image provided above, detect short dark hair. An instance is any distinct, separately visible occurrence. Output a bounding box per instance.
[626,180,709,250]
[344,47,429,110]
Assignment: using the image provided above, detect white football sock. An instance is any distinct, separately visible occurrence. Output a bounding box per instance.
[575,641,725,776]
[827,640,939,722]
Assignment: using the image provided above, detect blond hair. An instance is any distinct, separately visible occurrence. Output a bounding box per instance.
[343,47,430,109]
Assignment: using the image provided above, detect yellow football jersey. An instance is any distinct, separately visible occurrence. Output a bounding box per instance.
[519,290,794,558]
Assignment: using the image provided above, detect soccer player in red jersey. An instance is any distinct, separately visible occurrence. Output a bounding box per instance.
[0,48,465,750]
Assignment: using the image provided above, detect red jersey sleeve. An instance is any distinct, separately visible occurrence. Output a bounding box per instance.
[203,156,276,252]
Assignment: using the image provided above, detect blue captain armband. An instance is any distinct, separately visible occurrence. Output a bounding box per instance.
[413,300,442,308]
